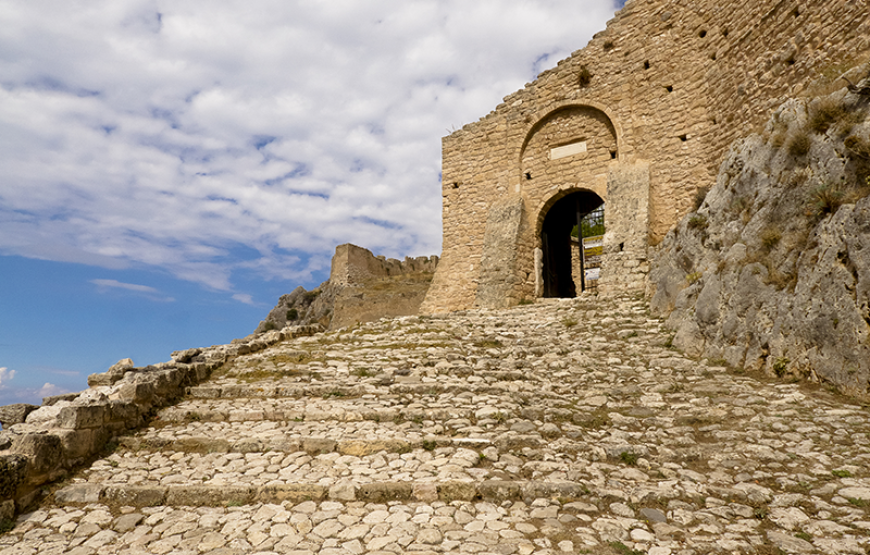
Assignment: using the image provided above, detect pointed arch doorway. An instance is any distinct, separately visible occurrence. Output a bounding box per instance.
[540,190,605,298]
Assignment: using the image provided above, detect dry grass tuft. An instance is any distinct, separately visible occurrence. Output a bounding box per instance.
[808,97,848,134]
[787,129,812,157]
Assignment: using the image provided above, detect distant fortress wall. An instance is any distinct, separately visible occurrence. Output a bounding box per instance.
[330,243,439,287]
[422,0,870,313]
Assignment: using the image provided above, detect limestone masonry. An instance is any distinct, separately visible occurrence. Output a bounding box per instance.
[254,244,438,333]
[2,2,870,552]
[422,0,870,313]
[4,295,870,554]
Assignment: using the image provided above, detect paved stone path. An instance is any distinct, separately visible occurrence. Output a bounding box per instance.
[3,294,870,555]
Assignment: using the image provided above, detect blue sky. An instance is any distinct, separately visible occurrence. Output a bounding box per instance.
[0,0,624,406]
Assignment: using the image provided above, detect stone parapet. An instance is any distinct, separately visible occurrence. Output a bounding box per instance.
[329,243,438,287]
[0,323,322,517]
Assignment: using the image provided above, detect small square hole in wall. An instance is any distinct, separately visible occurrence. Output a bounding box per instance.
[452,182,460,189]
[699,30,707,38]
[619,242,624,252]
[644,60,650,70]
[525,172,532,181]
[610,150,617,159]
[666,85,673,93]
[679,134,688,142]
[722,28,729,37]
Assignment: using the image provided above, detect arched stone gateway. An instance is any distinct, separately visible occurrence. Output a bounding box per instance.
[537,190,605,298]
[435,99,650,310]
[421,0,867,314]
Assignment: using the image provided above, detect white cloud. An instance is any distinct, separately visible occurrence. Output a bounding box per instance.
[0,0,621,291]
[0,378,72,407]
[91,279,159,293]
[38,383,67,398]
[0,367,16,386]
[90,279,176,302]
[232,293,255,305]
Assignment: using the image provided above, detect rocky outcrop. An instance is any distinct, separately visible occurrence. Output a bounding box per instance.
[253,282,337,333]
[648,76,870,396]
[254,244,438,333]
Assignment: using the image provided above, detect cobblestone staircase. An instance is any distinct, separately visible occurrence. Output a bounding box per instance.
[3,294,870,555]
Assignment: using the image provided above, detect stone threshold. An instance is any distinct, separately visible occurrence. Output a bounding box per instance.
[54,479,595,507]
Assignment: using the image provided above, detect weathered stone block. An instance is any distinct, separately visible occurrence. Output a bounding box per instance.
[56,428,109,461]
[117,381,155,404]
[0,499,14,523]
[42,392,80,406]
[104,485,167,507]
[0,404,39,427]
[475,196,524,309]
[302,438,337,455]
[57,404,108,429]
[328,483,357,501]
[257,484,326,504]
[436,481,477,502]
[166,485,253,507]
[357,482,412,503]
[521,481,585,502]
[478,480,521,501]
[10,433,62,478]
[0,454,27,499]
[55,484,103,504]
[171,348,201,363]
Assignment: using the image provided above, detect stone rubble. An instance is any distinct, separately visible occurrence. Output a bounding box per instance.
[2,294,870,554]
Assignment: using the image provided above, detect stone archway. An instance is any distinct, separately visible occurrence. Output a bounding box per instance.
[539,190,604,298]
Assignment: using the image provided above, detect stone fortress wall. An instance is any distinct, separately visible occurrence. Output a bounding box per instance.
[421,0,870,313]
[330,243,439,287]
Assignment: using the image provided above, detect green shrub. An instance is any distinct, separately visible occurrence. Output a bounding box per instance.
[609,542,643,555]
[688,214,708,230]
[772,357,790,377]
[286,308,298,321]
[263,321,277,331]
[303,289,320,303]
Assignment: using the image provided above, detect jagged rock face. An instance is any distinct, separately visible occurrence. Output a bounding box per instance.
[649,82,870,395]
[254,281,336,334]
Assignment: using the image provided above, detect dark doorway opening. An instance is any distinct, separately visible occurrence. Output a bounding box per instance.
[541,190,605,298]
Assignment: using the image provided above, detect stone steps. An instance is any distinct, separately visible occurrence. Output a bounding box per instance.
[4,294,870,555]
[53,479,600,507]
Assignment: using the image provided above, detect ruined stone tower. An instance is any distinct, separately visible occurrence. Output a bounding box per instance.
[421,0,870,313]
